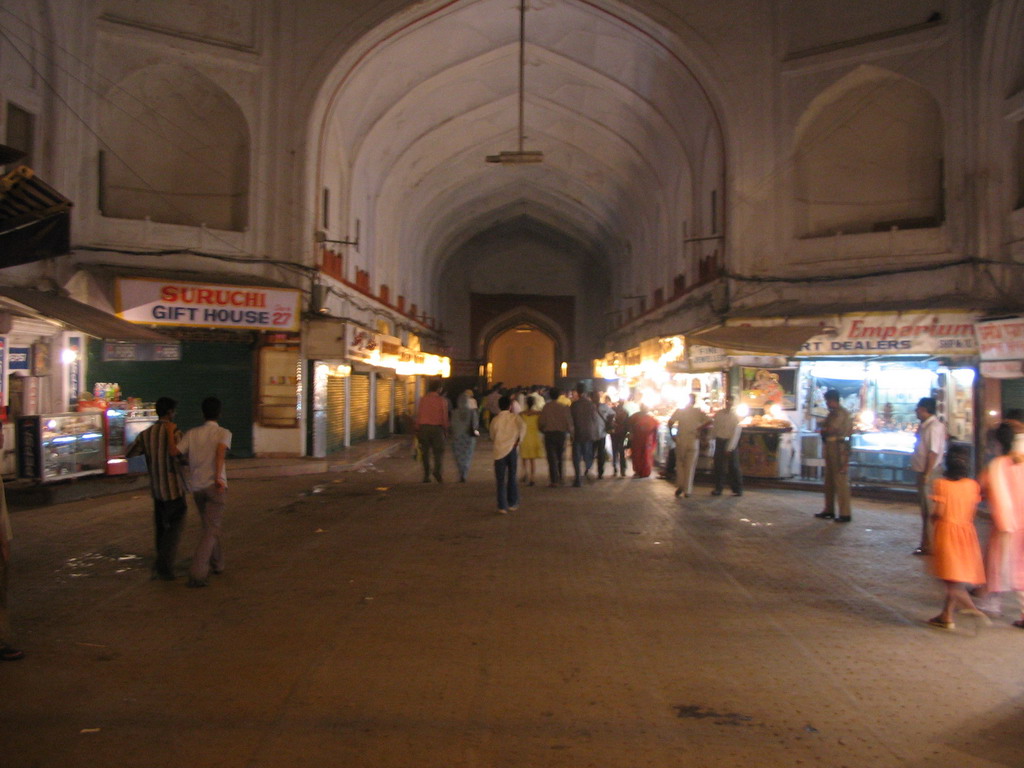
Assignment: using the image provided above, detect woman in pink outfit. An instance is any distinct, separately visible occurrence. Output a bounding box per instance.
[976,422,1024,620]
[927,446,988,630]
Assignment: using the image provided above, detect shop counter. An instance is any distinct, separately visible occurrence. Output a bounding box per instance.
[738,426,795,478]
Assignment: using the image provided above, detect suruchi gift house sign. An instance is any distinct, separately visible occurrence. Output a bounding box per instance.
[115,277,302,332]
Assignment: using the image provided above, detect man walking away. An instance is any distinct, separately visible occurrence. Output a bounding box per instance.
[176,397,232,588]
[668,394,710,498]
[569,383,600,486]
[127,396,188,580]
[538,386,573,486]
[490,396,526,514]
[416,380,449,483]
[710,395,743,496]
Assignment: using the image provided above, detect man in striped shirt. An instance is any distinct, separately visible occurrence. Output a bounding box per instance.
[127,397,188,581]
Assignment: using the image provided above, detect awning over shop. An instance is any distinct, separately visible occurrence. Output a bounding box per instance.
[0,286,177,343]
[0,166,72,268]
[688,324,826,357]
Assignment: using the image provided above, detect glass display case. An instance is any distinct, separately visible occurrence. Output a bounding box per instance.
[18,412,106,482]
[849,431,916,485]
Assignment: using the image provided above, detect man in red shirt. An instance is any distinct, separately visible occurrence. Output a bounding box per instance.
[416,380,450,482]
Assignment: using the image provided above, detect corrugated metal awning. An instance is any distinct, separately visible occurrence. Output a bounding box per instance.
[688,324,825,357]
[0,286,176,343]
[0,165,72,267]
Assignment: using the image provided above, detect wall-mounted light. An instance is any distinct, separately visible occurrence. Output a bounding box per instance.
[560,361,568,378]
[61,348,78,365]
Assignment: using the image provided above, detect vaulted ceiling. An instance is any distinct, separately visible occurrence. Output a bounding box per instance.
[315,0,723,349]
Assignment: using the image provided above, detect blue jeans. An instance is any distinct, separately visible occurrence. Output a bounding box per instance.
[494,447,520,511]
[572,439,595,481]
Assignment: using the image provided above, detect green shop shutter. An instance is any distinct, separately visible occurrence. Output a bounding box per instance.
[349,372,370,443]
[1002,378,1024,415]
[87,338,254,457]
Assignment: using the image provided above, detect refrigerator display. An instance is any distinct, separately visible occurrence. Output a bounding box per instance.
[104,404,157,474]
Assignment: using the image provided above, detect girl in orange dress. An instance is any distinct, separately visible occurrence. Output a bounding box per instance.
[927,446,988,630]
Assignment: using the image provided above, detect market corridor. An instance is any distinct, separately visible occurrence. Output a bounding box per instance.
[1,453,1022,768]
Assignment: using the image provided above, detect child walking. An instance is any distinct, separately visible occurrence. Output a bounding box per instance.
[927,445,989,630]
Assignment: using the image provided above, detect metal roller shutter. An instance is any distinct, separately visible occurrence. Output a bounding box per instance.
[376,376,393,437]
[349,372,370,443]
[394,377,407,417]
[327,374,346,453]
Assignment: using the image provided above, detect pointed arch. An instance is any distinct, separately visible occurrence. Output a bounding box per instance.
[98,63,250,231]
[793,65,943,238]
[477,305,570,367]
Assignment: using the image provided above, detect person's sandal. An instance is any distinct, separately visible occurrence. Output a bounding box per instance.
[926,617,955,630]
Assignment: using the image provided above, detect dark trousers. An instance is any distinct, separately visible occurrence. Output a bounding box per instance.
[152,496,187,579]
[712,439,743,494]
[593,437,607,478]
[610,434,628,475]
[572,439,595,480]
[494,448,520,511]
[418,424,445,480]
[544,431,567,484]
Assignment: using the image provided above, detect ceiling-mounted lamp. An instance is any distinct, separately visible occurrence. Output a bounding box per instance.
[486,0,544,165]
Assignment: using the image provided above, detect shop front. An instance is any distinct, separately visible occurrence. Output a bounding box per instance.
[976,317,1024,433]
[0,286,180,478]
[111,276,303,458]
[696,311,980,487]
[306,318,449,456]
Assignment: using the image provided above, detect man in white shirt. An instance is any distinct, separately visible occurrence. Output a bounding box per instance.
[176,397,232,587]
[489,395,527,514]
[710,396,743,496]
[911,396,946,556]
[667,394,711,498]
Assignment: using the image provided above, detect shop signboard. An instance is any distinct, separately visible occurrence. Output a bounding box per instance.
[8,346,30,370]
[101,342,182,362]
[115,277,301,332]
[977,317,1024,362]
[347,324,379,362]
[685,344,728,372]
[792,312,978,356]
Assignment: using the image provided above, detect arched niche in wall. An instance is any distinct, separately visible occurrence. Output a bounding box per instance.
[488,326,557,388]
[98,64,250,231]
[793,66,943,238]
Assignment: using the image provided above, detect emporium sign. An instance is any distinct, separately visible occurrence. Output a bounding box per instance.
[797,312,977,356]
[115,277,301,332]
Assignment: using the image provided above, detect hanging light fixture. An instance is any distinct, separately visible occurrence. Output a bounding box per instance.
[486,0,544,165]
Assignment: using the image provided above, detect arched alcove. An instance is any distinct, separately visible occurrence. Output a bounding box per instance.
[488,326,557,387]
[794,67,943,238]
[98,64,250,231]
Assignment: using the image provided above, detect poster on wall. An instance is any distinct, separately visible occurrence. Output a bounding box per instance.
[116,277,302,332]
[740,367,796,410]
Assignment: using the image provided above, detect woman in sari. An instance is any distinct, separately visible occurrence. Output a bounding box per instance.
[450,390,480,482]
[629,404,659,478]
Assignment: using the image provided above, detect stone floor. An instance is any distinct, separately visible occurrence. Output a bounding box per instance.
[2,449,1023,768]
